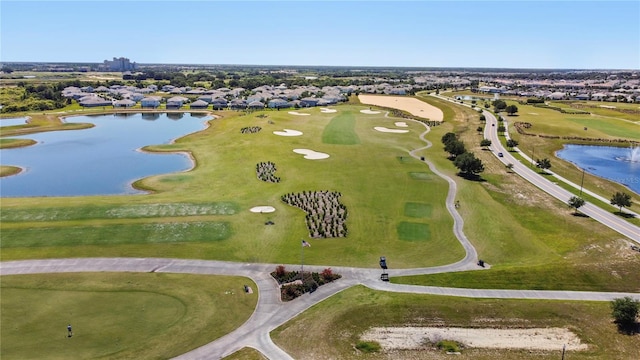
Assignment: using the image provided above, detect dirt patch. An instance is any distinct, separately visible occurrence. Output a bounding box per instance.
[361,326,587,351]
[358,95,444,121]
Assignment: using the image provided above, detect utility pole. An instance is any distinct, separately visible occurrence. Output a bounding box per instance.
[561,344,566,360]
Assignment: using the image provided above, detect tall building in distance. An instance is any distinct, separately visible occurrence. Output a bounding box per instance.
[100,57,136,72]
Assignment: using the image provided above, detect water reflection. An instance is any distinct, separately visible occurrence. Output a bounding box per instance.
[0,113,209,197]
[556,144,640,194]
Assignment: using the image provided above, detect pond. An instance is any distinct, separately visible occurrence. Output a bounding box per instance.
[0,113,210,197]
[0,117,29,127]
[556,144,640,194]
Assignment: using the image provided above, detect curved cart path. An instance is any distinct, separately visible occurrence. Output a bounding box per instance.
[2,258,639,360]
[2,109,638,359]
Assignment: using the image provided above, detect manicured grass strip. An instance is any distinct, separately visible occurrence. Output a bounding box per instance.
[404,202,432,218]
[391,260,640,292]
[1,273,257,360]
[0,165,22,177]
[224,347,267,360]
[397,222,430,241]
[0,202,239,222]
[0,138,36,149]
[272,286,639,360]
[0,222,231,248]
[322,112,360,145]
[408,171,432,180]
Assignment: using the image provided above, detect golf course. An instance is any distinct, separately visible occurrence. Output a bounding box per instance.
[1,94,639,359]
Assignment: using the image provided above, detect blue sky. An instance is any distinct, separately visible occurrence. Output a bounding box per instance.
[1,1,639,69]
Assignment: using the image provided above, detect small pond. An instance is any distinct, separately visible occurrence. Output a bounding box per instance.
[0,113,209,197]
[556,144,640,194]
[0,117,29,127]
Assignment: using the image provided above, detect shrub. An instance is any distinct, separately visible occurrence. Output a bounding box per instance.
[355,341,381,353]
[437,340,461,353]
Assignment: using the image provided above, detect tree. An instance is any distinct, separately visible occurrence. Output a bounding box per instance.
[454,152,484,176]
[505,104,519,115]
[480,139,492,149]
[568,196,585,214]
[610,192,632,213]
[477,126,484,132]
[479,114,486,121]
[536,158,552,172]
[444,139,466,158]
[492,99,507,112]
[506,139,519,150]
[505,163,514,172]
[497,125,506,133]
[441,132,457,145]
[611,297,639,331]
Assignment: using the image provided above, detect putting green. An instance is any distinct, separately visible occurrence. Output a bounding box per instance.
[397,222,431,241]
[408,172,432,180]
[404,202,433,218]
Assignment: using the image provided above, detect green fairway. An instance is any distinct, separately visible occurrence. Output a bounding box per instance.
[0,106,462,268]
[322,112,360,144]
[272,286,640,360]
[0,273,257,360]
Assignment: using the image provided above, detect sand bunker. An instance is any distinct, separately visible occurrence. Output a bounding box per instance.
[293,149,330,160]
[288,111,310,116]
[360,109,381,114]
[358,94,444,121]
[374,127,409,133]
[361,327,587,351]
[273,129,303,136]
[320,108,337,113]
[394,121,408,127]
[250,206,276,213]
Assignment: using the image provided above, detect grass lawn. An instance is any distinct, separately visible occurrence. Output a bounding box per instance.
[224,347,267,360]
[0,272,257,360]
[272,286,640,360]
[411,93,639,287]
[0,105,462,268]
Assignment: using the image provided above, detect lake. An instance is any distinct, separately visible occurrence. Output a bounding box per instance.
[0,113,210,197]
[556,144,640,195]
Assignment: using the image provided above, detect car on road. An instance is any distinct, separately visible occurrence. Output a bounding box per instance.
[379,256,387,269]
[498,152,503,157]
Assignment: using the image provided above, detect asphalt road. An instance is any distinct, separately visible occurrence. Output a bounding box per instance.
[482,109,640,243]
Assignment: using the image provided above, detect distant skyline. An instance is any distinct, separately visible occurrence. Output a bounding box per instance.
[1,1,639,70]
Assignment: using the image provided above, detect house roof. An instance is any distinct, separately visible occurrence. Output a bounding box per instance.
[190,100,209,107]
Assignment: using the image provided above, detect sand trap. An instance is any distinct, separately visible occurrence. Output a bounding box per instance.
[374,126,409,133]
[361,327,587,351]
[394,121,408,127]
[250,206,276,213]
[528,112,539,115]
[359,94,444,121]
[288,111,311,116]
[293,149,330,160]
[360,109,381,114]
[599,105,616,109]
[273,129,303,136]
[320,107,337,113]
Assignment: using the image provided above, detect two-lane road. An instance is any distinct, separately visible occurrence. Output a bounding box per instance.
[482,109,640,243]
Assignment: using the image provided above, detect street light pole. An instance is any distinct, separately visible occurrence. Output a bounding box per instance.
[579,168,585,197]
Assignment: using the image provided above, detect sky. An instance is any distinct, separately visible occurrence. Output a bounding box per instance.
[1,0,639,69]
